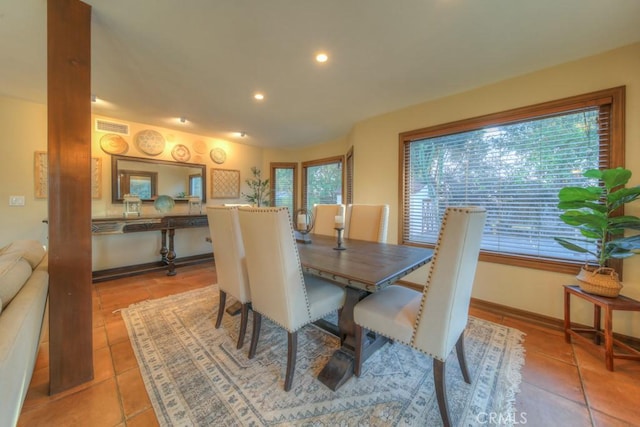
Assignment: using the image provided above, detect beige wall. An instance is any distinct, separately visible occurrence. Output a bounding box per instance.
[261,43,640,337]
[0,101,263,269]
[262,136,349,208]
[0,97,48,248]
[2,42,639,336]
[340,43,640,337]
[90,114,264,270]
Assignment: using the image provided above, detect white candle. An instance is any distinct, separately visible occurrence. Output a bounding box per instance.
[297,213,307,230]
[334,215,344,229]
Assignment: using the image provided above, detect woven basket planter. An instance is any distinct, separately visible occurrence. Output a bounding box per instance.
[576,265,622,298]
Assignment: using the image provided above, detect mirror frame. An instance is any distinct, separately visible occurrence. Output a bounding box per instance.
[111,154,207,204]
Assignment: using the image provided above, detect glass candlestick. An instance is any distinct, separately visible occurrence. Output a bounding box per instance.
[334,227,346,250]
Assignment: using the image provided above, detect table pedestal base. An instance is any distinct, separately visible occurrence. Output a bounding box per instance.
[317,349,353,391]
[226,301,243,316]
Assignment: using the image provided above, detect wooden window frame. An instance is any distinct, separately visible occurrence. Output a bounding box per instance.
[346,147,354,205]
[398,86,625,275]
[301,155,345,211]
[270,162,298,211]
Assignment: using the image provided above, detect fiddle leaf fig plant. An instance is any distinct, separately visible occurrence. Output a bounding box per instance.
[555,167,640,267]
[242,166,271,207]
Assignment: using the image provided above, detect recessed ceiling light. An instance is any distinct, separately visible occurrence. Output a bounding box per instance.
[315,53,328,63]
[254,93,265,101]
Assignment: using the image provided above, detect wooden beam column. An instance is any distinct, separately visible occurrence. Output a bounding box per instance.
[47,0,94,393]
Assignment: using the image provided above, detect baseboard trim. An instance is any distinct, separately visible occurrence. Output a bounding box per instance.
[92,253,213,283]
[396,279,640,350]
[469,297,563,330]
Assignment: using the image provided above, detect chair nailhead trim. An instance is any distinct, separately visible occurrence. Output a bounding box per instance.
[410,206,486,347]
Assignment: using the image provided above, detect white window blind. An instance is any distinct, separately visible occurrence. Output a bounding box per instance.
[303,160,343,211]
[403,107,610,264]
[273,168,295,212]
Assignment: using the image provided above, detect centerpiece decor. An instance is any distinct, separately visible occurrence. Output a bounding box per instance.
[555,167,640,297]
[294,208,314,244]
[334,214,346,250]
[154,195,175,214]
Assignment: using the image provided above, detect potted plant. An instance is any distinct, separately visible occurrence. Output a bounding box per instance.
[242,166,271,207]
[555,167,640,296]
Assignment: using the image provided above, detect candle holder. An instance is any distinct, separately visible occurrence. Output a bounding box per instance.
[123,194,142,217]
[293,208,314,244]
[334,227,346,250]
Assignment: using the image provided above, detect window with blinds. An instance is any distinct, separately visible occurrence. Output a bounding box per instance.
[270,162,297,214]
[400,87,625,273]
[302,156,344,211]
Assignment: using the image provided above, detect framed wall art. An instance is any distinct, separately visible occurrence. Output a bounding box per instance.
[34,151,103,199]
[210,168,240,199]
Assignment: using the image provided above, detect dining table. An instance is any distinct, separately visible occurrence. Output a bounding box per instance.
[297,234,433,391]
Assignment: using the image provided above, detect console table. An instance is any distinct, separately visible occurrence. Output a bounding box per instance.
[564,285,640,371]
[92,214,209,277]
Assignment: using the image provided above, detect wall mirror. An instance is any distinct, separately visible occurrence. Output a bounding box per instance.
[111,155,206,203]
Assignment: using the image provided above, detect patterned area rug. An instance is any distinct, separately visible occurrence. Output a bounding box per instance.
[122,285,525,427]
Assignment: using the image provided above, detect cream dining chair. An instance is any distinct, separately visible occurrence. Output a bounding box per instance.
[353,206,487,427]
[344,204,389,242]
[311,204,345,237]
[238,207,346,391]
[206,206,251,349]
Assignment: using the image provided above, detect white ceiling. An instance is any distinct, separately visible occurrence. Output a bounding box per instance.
[2,0,640,148]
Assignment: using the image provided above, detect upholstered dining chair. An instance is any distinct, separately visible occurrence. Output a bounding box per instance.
[344,204,389,242]
[237,207,346,391]
[353,206,487,427]
[206,206,251,349]
[311,204,345,237]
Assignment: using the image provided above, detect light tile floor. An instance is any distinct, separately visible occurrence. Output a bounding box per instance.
[18,264,640,426]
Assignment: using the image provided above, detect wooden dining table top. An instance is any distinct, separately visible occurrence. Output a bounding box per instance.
[297,234,433,292]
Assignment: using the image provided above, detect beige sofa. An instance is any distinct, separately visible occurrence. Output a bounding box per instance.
[0,240,48,427]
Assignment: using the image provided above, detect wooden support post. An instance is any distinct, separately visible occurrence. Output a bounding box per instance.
[47,0,94,394]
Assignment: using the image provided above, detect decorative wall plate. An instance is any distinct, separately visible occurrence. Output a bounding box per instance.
[99,134,129,155]
[210,147,227,164]
[171,144,191,162]
[193,140,207,154]
[135,129,166,156]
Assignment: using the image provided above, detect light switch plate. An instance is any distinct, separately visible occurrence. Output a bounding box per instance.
[9,195,25,206]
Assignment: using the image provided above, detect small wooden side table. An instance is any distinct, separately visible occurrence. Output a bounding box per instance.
[564,285,640,371]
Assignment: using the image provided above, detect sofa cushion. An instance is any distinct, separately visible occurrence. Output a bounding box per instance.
[0,253,32,309]
[0,240,46,270]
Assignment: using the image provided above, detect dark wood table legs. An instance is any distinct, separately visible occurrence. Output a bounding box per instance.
[160,228,177,276]
[564,285,640,371]
[317,286,388,391]
[166,229,177,276]
[160,229,168,263]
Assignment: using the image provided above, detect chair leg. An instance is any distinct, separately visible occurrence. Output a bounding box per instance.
[354,324,365,377]
[215,290,227,328]
[248,311,262,359]
[236,302,249,349]
[433,359,452,427]
[455,333,471,384]
[284,331,298,392]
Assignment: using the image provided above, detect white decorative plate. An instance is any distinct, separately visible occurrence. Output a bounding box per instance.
[135,129,166,156]
[210,147,227,164]
[99,134,129,155]
[171,144,191,162]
